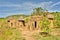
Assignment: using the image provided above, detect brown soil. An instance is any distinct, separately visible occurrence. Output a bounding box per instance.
[19,28,40,40]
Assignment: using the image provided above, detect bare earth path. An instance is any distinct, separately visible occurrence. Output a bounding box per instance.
[19,28,40,40]
[22,30,35,40]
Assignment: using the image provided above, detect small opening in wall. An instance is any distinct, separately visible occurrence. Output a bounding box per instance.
[22,21,25,26]
[8,20,10,22]
[11,23,13,26]
[35,21,37,28]
[48,18,53,20]
[18,20,25,26]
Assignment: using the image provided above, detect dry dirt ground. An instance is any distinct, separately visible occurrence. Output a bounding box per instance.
[18,27,60,40]
[19,28,41,40]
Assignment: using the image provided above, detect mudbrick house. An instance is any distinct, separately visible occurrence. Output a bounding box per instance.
[47,14,54,28]
[7,17,16,27]
[7,14,54,30]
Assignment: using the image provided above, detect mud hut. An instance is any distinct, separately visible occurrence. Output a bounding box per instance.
[7,17,16,27]
[17,16,25,28]
[28,15,43,30]
[47,14,54,28]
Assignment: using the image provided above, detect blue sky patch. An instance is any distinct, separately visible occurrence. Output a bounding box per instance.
[0,0,60,17]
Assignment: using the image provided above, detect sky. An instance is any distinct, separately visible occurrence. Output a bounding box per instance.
[0,0,60,18]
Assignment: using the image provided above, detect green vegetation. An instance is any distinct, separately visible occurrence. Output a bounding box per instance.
[40,17,50,33]
[53,12,60,28]
[0,26,25,40]
[6,14,29,19]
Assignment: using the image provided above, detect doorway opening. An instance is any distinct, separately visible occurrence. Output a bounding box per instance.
[18,20,25,26]
[35,21,37,28]
[11,23,13,26]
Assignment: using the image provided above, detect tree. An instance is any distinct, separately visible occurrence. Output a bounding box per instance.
[34,7,43,15]
[31,7,48,16]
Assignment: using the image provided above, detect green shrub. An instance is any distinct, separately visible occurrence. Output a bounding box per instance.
[40,17,50,33]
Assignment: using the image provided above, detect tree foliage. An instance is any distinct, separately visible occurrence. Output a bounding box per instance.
[31,7,48,16]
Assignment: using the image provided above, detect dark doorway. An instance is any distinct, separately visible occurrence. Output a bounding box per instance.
[48,18,53,20]
[11,23,13,26]
[18,20,25,26]
[35,21,37,28]
[22,21,25,26]
[8,20,10,22]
